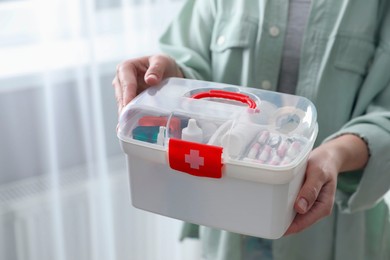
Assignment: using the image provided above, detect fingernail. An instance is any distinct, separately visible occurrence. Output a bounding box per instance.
[146,74,158,82]
[298,198,308,212]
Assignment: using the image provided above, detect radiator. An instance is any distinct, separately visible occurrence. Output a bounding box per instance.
[0,156,201,260]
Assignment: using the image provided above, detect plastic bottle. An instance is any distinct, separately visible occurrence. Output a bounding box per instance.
[181,119,203,143]
[157,126,166,145]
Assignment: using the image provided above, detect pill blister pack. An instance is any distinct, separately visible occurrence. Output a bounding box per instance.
[242,130,307,166]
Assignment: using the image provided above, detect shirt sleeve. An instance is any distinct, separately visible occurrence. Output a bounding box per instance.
[325,22,390,213]
[329,111,390,213]
[158,0,215,81]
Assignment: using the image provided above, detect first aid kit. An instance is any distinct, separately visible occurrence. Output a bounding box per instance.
[117,77,318,239]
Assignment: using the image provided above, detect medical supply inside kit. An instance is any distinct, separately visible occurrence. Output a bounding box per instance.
[117,77,318,239]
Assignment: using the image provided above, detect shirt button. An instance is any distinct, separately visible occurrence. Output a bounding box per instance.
[262,80,272,90]
[269,26,280,37]
[217,35,226,46]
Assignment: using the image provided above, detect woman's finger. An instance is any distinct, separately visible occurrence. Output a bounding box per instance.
[145,55,171,85]
[116,61,141,108]
[112,76,123,115]
[285,181,335,235]
[294,168,327,214]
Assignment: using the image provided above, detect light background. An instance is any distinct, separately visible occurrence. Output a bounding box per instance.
[0,0,202,259]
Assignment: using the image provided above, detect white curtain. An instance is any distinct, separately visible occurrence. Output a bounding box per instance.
[0,0,201,259]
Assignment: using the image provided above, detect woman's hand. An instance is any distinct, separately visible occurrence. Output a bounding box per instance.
[112,54,184,114]
[285,134,369,235]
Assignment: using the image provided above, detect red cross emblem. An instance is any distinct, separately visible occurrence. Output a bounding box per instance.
[168,139,223,178]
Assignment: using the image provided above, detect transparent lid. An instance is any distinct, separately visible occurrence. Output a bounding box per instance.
[118,77,318,168]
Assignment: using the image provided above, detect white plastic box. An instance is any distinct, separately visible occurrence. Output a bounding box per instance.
[118,78,318,239]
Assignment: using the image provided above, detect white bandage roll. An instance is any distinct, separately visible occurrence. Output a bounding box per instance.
[220,122,260,158]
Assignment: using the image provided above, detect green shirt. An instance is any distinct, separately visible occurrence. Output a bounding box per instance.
[159,0,390,259]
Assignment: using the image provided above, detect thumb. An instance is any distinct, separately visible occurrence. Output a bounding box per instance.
[295,173,323,214]
[144,55,171,86]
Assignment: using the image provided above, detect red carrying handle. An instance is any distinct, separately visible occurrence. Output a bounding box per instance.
[191,90,258,109]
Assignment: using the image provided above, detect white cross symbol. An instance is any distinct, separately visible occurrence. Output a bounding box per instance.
[185,150,204,170]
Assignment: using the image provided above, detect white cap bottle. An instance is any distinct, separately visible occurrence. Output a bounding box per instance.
[182,119,203,143]
[157,126,166,146]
